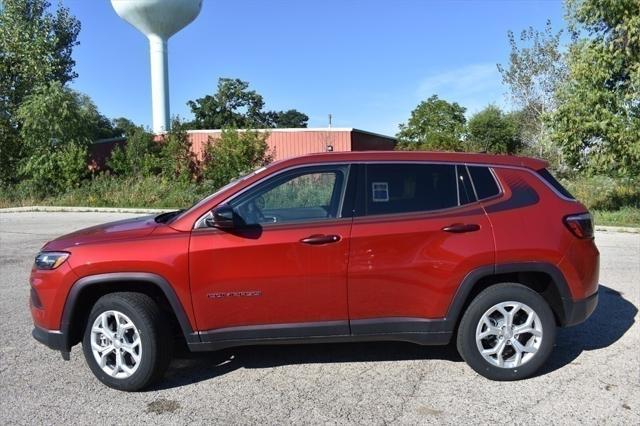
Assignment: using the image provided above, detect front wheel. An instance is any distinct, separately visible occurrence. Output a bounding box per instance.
[82,292,172,391]
[456,283,556,381]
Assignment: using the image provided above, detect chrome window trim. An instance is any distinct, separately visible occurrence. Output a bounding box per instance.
[535,169,577,202]
[193,159,575,229]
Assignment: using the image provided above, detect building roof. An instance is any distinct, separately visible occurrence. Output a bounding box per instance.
[186,127,397,141]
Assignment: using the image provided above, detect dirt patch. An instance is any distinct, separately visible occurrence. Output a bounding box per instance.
[146,398,180,415]
[416,406,443,416]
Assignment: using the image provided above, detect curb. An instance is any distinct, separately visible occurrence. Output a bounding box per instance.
[0,206,174,214]
[594,225,640,234]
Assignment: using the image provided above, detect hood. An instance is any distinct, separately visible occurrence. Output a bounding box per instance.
[42,215,159,251]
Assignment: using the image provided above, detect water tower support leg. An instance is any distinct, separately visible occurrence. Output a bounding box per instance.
[148,35,170,133]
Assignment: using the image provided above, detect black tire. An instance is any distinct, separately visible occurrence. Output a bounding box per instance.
[456,283,556,381]
[82,292,172,391]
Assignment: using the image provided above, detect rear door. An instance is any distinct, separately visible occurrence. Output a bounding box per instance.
[347,162,495,333]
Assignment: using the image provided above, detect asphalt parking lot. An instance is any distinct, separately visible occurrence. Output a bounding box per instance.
[0,212,638,425]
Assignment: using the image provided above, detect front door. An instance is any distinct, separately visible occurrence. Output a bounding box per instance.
[189,165,354,341]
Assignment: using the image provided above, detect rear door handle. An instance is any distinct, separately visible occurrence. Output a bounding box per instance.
[300,234,341,245]
[441,223,480,233]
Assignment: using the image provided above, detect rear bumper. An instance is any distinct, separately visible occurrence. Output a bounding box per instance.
[561,291,598,327]
[32,325,67,352]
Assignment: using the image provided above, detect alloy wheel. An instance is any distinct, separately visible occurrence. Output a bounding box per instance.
[90,310,142,379]
[475,301,543,368]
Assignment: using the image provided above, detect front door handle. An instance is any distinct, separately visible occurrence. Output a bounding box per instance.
[441,223,480,233]
[300,234,341,245]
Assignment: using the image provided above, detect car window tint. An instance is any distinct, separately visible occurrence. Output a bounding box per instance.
[468,166,500,200]
[537,168,574,199]
[365,164,458,215]
[457,165,476,205]
[231,167,347,225]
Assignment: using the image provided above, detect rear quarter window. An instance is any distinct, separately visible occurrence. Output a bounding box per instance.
[467,166,500,200]
[537,169,575,199]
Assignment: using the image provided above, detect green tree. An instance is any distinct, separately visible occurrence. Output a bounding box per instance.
[16,81,90,194]
[497,20,567,156]
[202,128,272,189]
[0,0,80,184]
[396,95,467,151]
[549,0,640,176]
[111,117,140,137]
[267,109,309,128]
[76,93,119,140]
[467,105,523,154]
[187,78,308,129]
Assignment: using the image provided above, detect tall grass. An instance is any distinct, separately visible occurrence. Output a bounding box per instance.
[562,175,640,211]
[0,174,211,209]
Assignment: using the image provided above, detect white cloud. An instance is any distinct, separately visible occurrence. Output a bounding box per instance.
[417,63,508,115]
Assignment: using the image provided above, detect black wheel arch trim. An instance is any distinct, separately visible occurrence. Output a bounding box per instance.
[445,261,579,328]
[60,272,199,351]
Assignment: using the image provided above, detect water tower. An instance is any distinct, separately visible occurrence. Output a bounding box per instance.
[111,0,202,133]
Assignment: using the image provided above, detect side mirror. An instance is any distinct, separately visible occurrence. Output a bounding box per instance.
[206,204,237,229]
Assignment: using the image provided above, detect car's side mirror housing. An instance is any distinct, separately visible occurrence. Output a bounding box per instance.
[206,204,237,229]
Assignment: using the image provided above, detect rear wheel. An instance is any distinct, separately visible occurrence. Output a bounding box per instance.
[457,283,556,380]
[82,292,172,391]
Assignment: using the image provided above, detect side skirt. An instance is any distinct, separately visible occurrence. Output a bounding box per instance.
[189,318,453,352]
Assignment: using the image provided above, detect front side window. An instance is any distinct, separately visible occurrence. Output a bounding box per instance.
[230,166,348,225]
[364,163,460,215]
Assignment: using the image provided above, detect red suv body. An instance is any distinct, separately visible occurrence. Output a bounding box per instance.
[30,151,599,390]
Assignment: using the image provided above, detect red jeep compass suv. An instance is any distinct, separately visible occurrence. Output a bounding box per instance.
[30,151,599,390]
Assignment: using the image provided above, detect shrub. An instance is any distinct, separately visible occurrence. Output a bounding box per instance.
[157,120,198,183]
[202,128,272,189]
[562,175,640,211]
[108,128,161,177]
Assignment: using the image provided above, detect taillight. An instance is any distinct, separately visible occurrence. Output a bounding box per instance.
[564,212,594,239]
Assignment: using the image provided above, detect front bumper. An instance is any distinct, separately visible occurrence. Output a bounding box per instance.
[561,291,598,327]
[32,325,70,359]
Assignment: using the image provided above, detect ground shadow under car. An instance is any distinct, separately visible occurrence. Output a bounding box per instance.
[152,284,636,390]
[540,284,637,375]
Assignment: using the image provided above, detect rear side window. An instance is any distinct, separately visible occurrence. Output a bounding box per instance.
[468,166,500,200]
[537,169,574,199]
[364,163,460,215]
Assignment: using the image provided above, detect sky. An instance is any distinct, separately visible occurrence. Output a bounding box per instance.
[65,0,566,136]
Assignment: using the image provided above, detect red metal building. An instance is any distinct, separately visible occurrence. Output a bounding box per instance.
[187,128,396,161]
[89,128,396,169]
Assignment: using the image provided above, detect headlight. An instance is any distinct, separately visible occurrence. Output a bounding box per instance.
[34,252,70,270]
